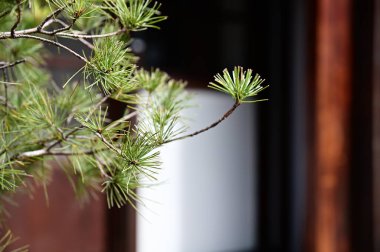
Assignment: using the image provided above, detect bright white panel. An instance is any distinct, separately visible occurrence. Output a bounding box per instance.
[137,90,257,252]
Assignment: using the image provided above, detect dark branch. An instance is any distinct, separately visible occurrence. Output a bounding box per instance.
[0,96,15,110]
[42,18,77,35]
[16,148,108,160]
[0,59,26,70]
[164,101,241,143]
[0,10,11,19]
[57,29,128,39]
[37,6,66,32]
[46,126,84,152]
[2,69,7,111]
[13,34,90,64]
[10,1,22,37]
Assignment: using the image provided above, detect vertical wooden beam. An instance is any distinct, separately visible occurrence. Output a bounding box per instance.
[106,99,136,252]
[373,0,380,249]
[309,0,352,251]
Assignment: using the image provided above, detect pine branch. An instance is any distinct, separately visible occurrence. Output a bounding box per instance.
[42,18,78,36]
[164,101,240,143]
[2,69,9,112]
[78,38,94,49]
[10,0,22,38]
[95,132,122,155]
[46,126,84,152]
[0,0,269,218]
[13,34,90,64]
[0,96,15,109]
[16,148,107,160]
[0,59,26,70]
[37,6,67,32]
[0,27,127,40]
[57,28,127,39]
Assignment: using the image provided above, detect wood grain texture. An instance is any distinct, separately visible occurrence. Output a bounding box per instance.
[310,0,352,251]
[5,169,106,252]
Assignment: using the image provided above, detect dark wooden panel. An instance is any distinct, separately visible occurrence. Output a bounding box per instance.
[307,0,352,252]
[5,169,106,252]
[350,0,375,251]
[373,0,380,250]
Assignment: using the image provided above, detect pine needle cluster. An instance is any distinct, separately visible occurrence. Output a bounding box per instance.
[0,0,268,248]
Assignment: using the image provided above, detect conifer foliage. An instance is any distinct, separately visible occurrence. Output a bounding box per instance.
[0,0,267,249]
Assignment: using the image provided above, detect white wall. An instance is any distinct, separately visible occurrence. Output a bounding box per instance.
[137,90,257,252]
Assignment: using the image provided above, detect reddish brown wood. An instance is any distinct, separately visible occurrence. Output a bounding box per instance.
[5,169,106,252]
[308,0,352,251]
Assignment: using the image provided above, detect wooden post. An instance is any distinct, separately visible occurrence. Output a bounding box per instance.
[373,0,380,249]
[308,0,352,251]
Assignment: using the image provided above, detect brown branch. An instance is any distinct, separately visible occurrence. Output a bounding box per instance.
[2,69,7,111]
[42,18,77,35]
[0,59,26,70]
[0,67,13,112]
[37,6,66,32]
[78,38,94,49]
[95,132,122,155]
[56,28,127,39]
[0,2,125,40]
[13,34,90,64]
[10,1,22,37]
[164,101,241,144]
[49,149,107,156]
[0,27,127,40]
[105,111,138,131]
[0,10,11,19]
[0,93,16,110]
[94,155,111,178]
[16,148,108,160]
[46,126,84,152]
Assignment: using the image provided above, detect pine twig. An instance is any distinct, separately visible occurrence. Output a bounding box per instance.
[16,148,107,159]
[164,101,241,143]
[0,59,26,70]
[56,28,127,39]
[38,6,66,31]
[94,155,111,178]
[95,132,122,155]
[46,126,84,152]
[14,34,90,65]
[42,18,77,35]
[10,0,22,37]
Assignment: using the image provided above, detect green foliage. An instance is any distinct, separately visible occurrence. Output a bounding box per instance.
[138,78,189,143]
[17,85,62,130]
[121,132,161,179]
[209,66,268,103]
[75,106,109,133]
[102,169,140,208]
[0,38,47,84]
[85,36,137,94]
[0,161,27,191]
[0,0,268,246]
[135,68,169,93]
[48,0,100,19]
[68,154,101,201]
[55,83,101,117]
[0,1,15,20]
[0,230,28,252]
[104,0,167,31]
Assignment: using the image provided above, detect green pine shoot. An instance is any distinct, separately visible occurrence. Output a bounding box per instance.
[209,66,269,103]
[104,0,167,31]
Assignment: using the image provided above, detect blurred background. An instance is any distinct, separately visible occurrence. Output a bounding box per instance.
[5,0,380,251]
